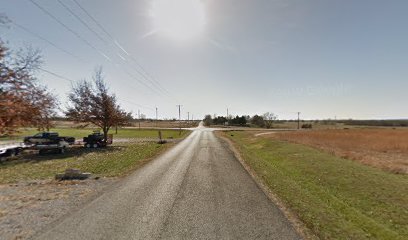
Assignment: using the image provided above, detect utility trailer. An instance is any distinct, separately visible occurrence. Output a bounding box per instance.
[0,143,30,162]
[24,132,75,145]
[24,132,75,155]
[34,141,70,155]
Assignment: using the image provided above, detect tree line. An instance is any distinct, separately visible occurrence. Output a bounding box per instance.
[203,112,278,128]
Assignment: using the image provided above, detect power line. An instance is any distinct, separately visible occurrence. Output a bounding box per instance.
[39,69,155,112]
[27,0,111,61]
[11,21,84,62]
[71,0,115,41]
[57,0,107,45]
[57,0,169,98]
[127,55,173,97]
[39,68,155,112]
[121,67,165,96]
[28,0,163,98]
[28,0,175,104]
[70,0,174,99]
[127,57,172,97]
[38,67,75,83]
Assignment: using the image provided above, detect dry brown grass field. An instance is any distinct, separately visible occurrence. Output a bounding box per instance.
[266,129,408,174]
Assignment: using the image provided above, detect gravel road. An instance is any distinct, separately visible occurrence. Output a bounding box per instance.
[35,125,301,240]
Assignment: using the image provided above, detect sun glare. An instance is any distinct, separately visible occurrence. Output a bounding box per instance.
[151,0,206,41]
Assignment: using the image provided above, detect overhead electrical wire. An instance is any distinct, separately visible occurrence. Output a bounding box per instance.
[11,20,85,63]
[39,68,156,111]
[56,0,107,45]
[38,67,75,83]
[27,0,111,62]
[42,0,167,98]
[70,0,175,99]
[27,0,162,98]
[25,0,171,111]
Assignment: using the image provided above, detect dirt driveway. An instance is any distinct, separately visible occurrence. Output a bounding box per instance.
[0,178,115,240]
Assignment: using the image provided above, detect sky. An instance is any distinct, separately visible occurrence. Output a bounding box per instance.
[1,0,408,120]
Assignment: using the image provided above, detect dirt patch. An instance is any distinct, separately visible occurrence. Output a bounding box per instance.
[269,129,408,174]
[0,178,116,240]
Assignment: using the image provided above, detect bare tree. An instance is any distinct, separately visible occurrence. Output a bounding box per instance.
[263,112,278,129]
[66,67,131,141]
[0,40,57,135]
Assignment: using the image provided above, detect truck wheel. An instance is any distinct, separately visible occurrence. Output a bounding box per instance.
[92,143,99,148]
[85,143,91,148]
[7,149,16,158]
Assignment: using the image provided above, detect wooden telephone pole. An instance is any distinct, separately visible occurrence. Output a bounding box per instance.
[297,112,301,129]
[177,105,182,134]
[138,109,141,130]
[155,107,158,127]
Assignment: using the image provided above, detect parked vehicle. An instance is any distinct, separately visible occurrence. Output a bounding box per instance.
[83,132,113,148]
[24,132,75,155]
[0,143,27,162]
[35,141,70,155]
[24,132,75,145]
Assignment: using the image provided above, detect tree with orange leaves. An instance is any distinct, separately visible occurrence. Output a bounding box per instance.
[0,41,58,135]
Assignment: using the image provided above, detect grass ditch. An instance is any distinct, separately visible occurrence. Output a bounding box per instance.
[223,130,408,240]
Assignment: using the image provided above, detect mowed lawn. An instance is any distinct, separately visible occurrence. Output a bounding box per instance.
[0,142,171,184]
[224,131,408,240]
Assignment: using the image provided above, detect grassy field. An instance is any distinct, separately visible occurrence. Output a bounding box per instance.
[0,142,172,184]
[224,131,408,240]
[0,128,190,142]
[272,129,408,174]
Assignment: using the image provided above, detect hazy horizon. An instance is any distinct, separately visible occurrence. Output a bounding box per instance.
[2,0,407,120]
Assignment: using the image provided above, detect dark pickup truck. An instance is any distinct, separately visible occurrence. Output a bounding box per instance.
[83,132,113,148]
[24,132,75,145]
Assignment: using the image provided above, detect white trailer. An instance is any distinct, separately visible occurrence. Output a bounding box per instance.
[0,143,30,162]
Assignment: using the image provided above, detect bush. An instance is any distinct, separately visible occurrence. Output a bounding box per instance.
[301,123,313,129]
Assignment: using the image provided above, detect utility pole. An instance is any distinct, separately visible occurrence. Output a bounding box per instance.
[297,112,301,129]
[227,108,229,118]
[176,105,182,134]
[177,105,182,121]
[138,109,141,130]
[187,112,190,122]
[155,107,158,127]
